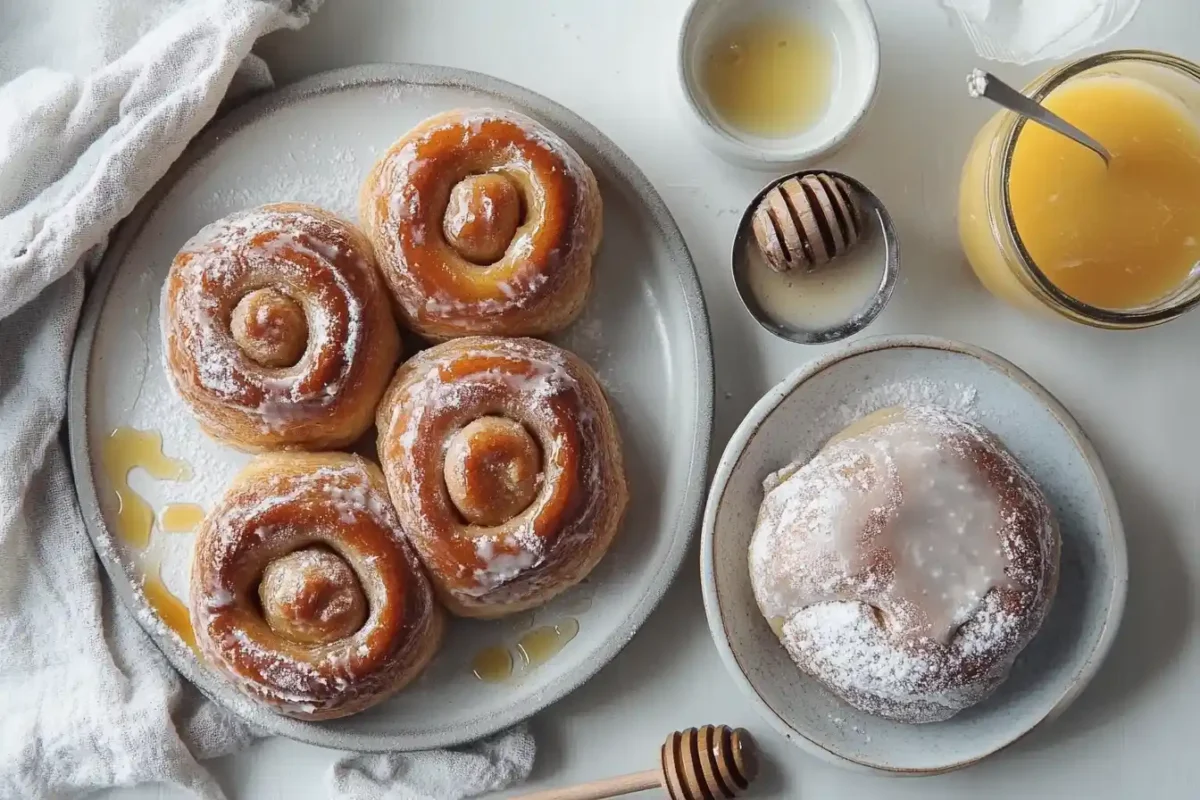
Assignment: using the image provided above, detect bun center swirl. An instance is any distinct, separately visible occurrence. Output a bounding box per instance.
[189,453,444,720]
[163,203,402,450]
[376,336,629,618]
[442,173,522,265]
[444,416,542,527]
[258,547,367,644]
[231,287,309,368]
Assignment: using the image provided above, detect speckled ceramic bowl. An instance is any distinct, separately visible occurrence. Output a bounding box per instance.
[700,335,1127,774]
[677,0,880,169]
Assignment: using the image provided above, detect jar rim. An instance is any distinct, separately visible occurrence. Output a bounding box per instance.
[998,49,1200,327]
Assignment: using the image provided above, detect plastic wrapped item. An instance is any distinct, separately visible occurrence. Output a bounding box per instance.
[943,0,1142,65]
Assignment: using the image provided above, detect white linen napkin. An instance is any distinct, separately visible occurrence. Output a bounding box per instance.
[0,1,534,797]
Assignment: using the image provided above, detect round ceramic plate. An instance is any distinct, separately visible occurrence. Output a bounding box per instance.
[700,335,1126,774]
[67,64,713,751]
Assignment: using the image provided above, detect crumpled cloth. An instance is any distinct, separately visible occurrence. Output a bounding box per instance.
[0,0,533,797]
[332,729,537,800]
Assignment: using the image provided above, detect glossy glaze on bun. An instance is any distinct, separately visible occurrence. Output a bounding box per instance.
[190,452,443,720]
[162,203,400,451]
[750,406,1059,723]
[360,108,602,340]
[376,336,627,618]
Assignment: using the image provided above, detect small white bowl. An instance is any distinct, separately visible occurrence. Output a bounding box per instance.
[700,336,1127,774]
[677,0,880,170]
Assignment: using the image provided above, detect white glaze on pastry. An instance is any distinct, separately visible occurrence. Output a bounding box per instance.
[749,406,1059,723]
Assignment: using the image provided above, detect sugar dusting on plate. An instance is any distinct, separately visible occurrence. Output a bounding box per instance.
[837,379,979,427]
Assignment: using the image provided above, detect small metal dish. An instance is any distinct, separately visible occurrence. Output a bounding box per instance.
[732,170,899,344]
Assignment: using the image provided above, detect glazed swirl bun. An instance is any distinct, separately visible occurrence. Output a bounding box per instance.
[163,203,400,451]
[190,452,443,720]
[376,336,627,618]
[360,109,603,340]
[750,406,1059,723]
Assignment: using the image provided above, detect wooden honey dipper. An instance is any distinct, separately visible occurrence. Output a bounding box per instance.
[512,725,757,800]
[751,172,864,273]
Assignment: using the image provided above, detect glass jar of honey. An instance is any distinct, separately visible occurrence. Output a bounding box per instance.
[959,51,1200,328]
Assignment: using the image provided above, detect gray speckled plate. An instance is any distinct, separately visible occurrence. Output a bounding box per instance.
[700,335,1126,774]
[66,64,713,751]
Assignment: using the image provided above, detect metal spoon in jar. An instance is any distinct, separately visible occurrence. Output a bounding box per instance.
[967,69,1112,166]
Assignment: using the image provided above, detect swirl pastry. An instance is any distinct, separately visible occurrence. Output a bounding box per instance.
[360,109,603,340]
[376,336,627,618]
[749,406,1059,723]
[163,203,400,451]
[190,452,443,720]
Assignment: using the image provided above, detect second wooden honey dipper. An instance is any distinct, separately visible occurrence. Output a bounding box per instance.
[511,724,758,800]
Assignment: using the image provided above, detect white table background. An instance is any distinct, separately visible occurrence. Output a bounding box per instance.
[104,1,1200,797]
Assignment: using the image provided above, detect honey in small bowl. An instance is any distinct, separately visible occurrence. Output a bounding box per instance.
[700,13,833,138]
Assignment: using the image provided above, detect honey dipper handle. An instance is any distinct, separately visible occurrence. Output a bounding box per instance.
[509,768,660,800]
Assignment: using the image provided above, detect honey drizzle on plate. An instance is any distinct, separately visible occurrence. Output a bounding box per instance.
[101,427,192,548]
[517,618,580,669]
[470,618,580,683]
[142,566,197,652]
[100,427,199,651]
[159,503,205,533]
[472,646,514,683]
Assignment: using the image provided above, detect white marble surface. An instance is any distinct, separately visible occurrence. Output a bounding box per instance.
[101,0,1200,797]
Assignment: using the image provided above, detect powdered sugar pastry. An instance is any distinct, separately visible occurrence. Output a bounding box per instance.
[749,405,1059,722]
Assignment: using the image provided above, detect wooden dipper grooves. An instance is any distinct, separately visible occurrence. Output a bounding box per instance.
[511,724,759,800]
[752,172,864,273]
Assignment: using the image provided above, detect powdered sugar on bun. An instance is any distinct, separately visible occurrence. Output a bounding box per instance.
[190,452,443,720]
[749,406,1059,723]
[359,108,602,339]
[162,203,400,451]
[376,336,627,618]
